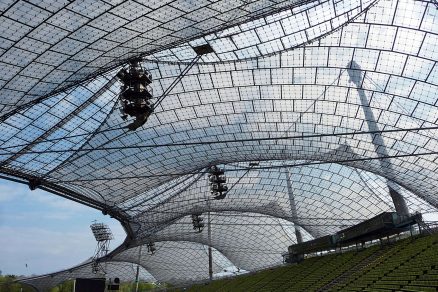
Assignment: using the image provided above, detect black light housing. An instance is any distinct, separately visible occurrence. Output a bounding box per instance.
[191,213,205,233]
[208,165,227,200]
[147,242,156,255]
[117,59,154,131]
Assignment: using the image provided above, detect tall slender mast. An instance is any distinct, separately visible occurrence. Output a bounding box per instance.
[208,211,213,281]
[285,169,303,243]
[135,245,142,292]
[347,61,409,215]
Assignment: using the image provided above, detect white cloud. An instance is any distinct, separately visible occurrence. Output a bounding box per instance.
[29,189,90,213]
[423,212,438,221]
[0,181,89,212]
[0,224,126,276]
[0,184,26,202]
[0,226,95,275]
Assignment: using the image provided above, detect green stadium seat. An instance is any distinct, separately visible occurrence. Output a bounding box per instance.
[188,234,438,292]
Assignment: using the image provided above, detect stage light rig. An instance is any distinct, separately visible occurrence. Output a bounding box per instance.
[191,213,205,233]
[116,44,215,131]
[117,59,154,131]
[90,221,113,273]
[208,165,228,200]
[147,242,156,255]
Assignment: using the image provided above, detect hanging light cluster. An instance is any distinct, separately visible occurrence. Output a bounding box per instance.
[191,213,204,233]
[146,242,156,255]
[208,165,228,200]
[117,59,154,131]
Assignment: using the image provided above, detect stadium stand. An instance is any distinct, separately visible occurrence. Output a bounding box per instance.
[186,233,438,292]
[333,234,438,292]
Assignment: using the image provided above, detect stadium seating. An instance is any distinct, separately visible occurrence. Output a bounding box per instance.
[334,233,438,292]
[187,233,438,292]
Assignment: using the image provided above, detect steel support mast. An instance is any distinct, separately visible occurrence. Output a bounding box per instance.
[347,61,409,215]
[285,169,303,243]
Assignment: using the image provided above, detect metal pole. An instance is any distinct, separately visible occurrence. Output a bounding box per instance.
[208,211,213,281]
[135,245,142,292]
[285,169,303,243]
[347,61,409,215]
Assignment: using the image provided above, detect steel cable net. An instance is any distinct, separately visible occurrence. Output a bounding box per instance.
[112,241,231,285]
[130,162,434,240]
[0,0,436,289]
[145,212,309,271]
[0,0,319,117]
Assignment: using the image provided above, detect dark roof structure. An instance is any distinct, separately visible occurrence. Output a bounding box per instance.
[1,0,437,290]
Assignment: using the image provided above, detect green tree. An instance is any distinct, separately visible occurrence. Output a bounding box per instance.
[0,275,34,292]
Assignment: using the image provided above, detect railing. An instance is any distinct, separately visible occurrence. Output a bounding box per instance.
[423,221,438,234]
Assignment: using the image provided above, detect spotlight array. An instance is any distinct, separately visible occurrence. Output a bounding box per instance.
[191,213,205,233]
[208,165,228,200]
[117,59,154,131]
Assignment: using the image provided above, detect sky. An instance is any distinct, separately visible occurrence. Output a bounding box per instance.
[0,179,125,277]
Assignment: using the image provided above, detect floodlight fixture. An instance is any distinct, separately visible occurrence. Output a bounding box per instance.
[90,222,114,242]
[147,242,156,255]
[117,59,154,131]
[208,165,228,200]
[90,222,113,274]
[191,213,205,233]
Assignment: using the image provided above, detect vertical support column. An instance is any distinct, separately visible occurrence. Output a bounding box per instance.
[208,211,213,281]
[347,61,409,215]
[135,245,142,292]
[285,169,303,243]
